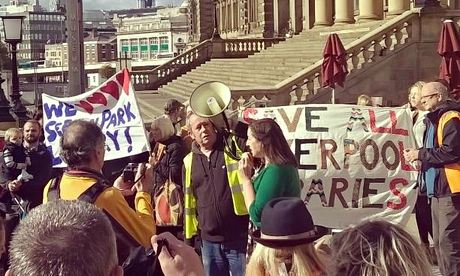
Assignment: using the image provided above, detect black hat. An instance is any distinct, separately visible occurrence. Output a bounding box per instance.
[164,99,184,114]
[252,197,328,248]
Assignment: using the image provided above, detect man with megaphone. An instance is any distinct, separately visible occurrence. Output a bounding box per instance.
[183,82,249,276]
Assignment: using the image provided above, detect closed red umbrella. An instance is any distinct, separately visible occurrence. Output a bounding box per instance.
[438,19,460,100]
[321,33,348,104]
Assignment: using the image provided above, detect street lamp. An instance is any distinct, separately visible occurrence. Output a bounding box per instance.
[1,15,27,122]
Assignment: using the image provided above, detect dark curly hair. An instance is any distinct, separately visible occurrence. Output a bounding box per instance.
[60,120,105,168]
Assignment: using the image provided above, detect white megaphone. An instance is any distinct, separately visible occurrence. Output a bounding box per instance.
[189,81,243,160]
[189,81,232,131]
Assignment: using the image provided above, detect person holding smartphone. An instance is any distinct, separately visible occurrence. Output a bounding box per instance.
[42,120,155,265]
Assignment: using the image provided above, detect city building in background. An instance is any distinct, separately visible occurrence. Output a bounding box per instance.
[137,0,156,9]
[114,6,188,62]
[83,9,116,37]
[45,31,117,67]
[0,0,66,66]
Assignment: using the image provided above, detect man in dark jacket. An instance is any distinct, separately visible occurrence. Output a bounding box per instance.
[404,82,460,276]
[7,120,53,210]
[183,113,248,276]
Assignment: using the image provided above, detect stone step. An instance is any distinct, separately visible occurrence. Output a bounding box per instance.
[301,20,386,34]
[210,57,315,64]
[182,72,282,86]
[204,59,310,66]
[136,92,174,123]
[174,72,277,88]
[158,85,193,99]
[193,63,303,74]
[146,17,391,118]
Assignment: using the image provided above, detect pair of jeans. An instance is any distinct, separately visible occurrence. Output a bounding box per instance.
[415,194,433,244]
[432,196,460,276]
[201,238,247,276]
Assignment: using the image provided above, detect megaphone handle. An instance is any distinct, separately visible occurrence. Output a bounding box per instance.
[221,113,231,131]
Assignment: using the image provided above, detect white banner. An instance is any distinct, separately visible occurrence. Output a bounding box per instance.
[242,104,418,228]
[42,69,150,167]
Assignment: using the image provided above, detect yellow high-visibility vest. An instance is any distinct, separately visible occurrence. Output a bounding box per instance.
[437,110,460,193]
[183,138,248,239]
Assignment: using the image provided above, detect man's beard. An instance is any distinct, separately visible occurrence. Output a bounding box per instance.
[25,136,38,144]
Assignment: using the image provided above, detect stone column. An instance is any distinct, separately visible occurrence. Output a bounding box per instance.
[314,0,333,26]
[66,0,85,96]
[454,0,460,8]
[388,0,410,15]
[219,1,223,32]
[335,0,355,24]
[358,0,383,21]
[228,0,235,32]
[302,0,315,29]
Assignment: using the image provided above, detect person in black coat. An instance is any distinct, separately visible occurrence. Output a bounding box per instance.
[150,116,185,235]
[150,116,184,189]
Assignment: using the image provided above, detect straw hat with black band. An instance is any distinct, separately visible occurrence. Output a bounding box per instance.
[252,197,328,248]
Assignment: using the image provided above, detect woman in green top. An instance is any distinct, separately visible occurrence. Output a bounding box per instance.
[238,118,301,227]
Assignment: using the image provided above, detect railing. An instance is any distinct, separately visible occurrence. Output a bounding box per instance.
[220,38,285,58]
[131,39,213,91]
[229,9,419,108]
[131,37,285,91]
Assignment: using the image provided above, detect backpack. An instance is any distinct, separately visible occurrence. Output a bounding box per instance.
[152,143,184,227]
[47,171,163,276]
[154,177,184,226]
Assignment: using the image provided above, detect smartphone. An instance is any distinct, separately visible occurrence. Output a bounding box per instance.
[122,163,138,183]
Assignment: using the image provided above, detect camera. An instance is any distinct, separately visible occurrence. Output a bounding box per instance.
[123,163,138,183]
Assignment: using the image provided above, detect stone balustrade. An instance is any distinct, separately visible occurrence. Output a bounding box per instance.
[230,10,418,108]
[132,39,213,91]
[222,38,286,58]
[131,37,284,91]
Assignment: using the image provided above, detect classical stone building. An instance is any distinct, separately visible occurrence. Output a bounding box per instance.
[190,0,460,40]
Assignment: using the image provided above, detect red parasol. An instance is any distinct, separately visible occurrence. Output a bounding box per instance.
[321,33,348,104]
[438,19,460,100]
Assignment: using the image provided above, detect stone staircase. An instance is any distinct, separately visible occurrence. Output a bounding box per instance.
[136,19,391,121]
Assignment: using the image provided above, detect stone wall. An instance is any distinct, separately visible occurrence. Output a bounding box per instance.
[312,11,445,106]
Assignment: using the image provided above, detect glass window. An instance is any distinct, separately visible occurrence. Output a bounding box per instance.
[149,37,159,54]
[160,21,170,29]
[121,39,129,53]
[160,37,169,52]
[140,38,148,52]
[130,39,138,52]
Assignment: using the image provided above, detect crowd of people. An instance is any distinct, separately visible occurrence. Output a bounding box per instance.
[0,79,456,276]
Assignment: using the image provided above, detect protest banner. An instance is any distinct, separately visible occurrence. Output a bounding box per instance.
[242,104,418,228]
[42,69,150,167]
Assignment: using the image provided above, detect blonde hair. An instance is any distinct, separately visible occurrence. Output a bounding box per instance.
[150,116,175,142]
[408,81,426,96]
[329,220,432,276]
[357,94,372,106]
[5,128,22,142]
[246,243,324,276]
